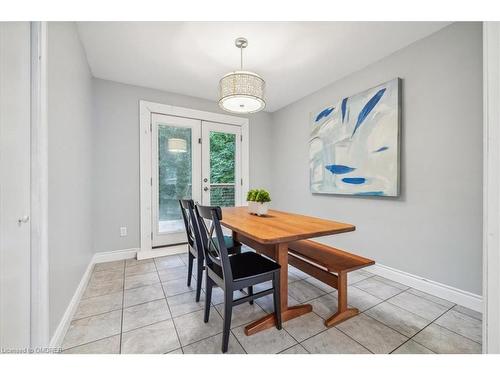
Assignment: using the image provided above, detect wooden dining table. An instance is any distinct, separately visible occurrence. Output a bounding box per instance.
[221,206,355,336]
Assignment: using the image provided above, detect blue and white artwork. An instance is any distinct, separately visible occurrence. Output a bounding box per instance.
[310,78,401,196]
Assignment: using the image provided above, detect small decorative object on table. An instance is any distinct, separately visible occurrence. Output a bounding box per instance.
[246,189,271,216]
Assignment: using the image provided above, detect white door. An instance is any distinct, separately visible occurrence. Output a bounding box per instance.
[151,116,244,248]
[151,114,201,247]
[0,22,31,349]
[201,121,242,207]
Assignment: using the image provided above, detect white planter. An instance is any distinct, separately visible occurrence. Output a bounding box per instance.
[247,201,257,214]
[247,201,269,215]
[255,202,269,216]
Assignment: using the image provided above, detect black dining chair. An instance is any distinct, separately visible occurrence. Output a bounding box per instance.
[194,204,282,353]
[179,199,242,302]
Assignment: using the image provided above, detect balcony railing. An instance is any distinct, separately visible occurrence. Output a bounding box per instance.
[210,183,235,207]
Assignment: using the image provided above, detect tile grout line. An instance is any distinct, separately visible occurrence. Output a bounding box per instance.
[84,269,192,303]
[294,318,374,354]
[350,277,410,299]
[405,288,458,310]
[212,305,248,354]
[61,334,121,353]
[66,256,270,353]
[154,257,184,353]
[118,261,126,354]
[209,281,306,353]
[71,307,124,322]
[400,290,483,352]
[67,257,476,354]
[297,283,418,353]
[62,277,402,353]
[341,283,409,313]
[448,306,483,322]
[383,298,450,321]
[431,318,483,345]
[117,317,174,336]
[332,327,375,354]
[306,287,412,353]
[61,260,126,352]
[355,273,477,323]
[281,310,328,350]
[276,342,309,354]
[388,304,456,354]
[208,270,400,353]
[72,284,226,329]
[80,287,125,301]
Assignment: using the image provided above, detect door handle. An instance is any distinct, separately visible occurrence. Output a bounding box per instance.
[17,215,29,225]
[203,187,209,192]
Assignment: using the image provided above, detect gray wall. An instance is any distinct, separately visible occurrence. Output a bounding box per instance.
[48,22,94,335]
[270,22,483,294]
[92,79,273,253]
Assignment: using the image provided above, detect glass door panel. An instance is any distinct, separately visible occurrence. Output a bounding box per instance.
[151,114,201,247]
[202,121,242,207]
[209,131,236,206]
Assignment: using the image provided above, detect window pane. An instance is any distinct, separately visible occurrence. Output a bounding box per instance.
[158,124,192,233]
[209,131,235,207]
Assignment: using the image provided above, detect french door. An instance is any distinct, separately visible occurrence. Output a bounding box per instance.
[151,114,242,247]
[202,121,242,209]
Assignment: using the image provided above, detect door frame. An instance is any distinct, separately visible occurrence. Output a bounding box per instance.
[139,100,249,260]
[483,21,500,354]
[29,21,50,348]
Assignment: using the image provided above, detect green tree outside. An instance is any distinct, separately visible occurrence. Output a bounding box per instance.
[158,128,236,221]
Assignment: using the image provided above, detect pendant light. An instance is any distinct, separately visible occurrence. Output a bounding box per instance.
[219,37,266,114]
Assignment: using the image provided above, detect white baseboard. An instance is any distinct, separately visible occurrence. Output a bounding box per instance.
[49,247,139,348]
[93,247,138,263]
[137,244,188,260]
[48,258,94,349]
[367,263,483,313]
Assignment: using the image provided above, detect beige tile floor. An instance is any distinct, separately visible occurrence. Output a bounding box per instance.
[62,251,483,354]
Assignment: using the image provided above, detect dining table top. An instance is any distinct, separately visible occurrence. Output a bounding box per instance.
[221,206,355,244]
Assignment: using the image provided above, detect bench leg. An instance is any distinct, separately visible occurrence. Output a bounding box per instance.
[324,271,359,327]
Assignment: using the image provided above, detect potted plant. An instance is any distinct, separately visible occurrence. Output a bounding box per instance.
[246,189,258,214]
[247,189,271,216]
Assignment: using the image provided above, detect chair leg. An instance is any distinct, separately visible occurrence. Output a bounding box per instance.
[221,290,233,353]
[204,276,213,323]
[195,260,203,302]
[273,271,282,330]
[248,286,254,305]
[187,252,194,287]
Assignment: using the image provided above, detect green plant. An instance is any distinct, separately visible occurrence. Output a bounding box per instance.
[246,189,257,201]
[254,189,271,203]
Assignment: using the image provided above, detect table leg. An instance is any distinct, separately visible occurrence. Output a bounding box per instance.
[244,242,312,336]
[324,271,359,326]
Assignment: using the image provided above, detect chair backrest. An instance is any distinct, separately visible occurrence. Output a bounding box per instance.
[194,204,233,282]
[179,199,203,257]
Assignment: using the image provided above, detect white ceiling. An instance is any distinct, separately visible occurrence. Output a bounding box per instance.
[77,22,450,112]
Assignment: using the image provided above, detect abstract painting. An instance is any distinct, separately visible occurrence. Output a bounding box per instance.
[310,78,401,196]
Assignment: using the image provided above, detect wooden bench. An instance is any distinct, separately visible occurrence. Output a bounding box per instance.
[288,240,374,327]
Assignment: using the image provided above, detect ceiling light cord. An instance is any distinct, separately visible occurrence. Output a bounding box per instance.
[240,46,243,70]
[235,37,248,71]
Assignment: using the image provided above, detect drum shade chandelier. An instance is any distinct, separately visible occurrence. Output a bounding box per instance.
[219,37,266,114]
